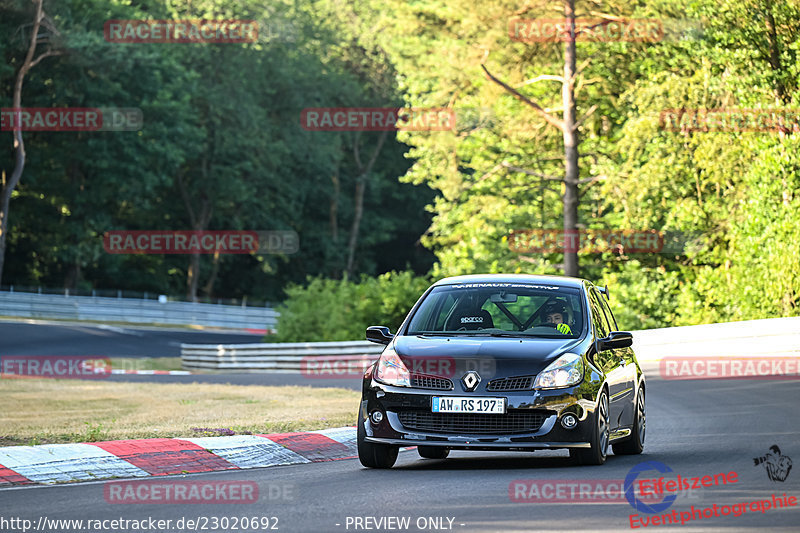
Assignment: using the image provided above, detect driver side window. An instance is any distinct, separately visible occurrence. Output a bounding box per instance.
[589,289,610,338]
[598,292,619,331]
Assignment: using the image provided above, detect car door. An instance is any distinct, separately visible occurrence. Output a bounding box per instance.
[588,288,626,431]
[597,292,636,427]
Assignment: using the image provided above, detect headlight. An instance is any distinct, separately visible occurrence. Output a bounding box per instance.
[374,347,410,387]
[534,353,584,389]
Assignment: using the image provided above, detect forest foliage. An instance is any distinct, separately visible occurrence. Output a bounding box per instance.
[2,0,798,336]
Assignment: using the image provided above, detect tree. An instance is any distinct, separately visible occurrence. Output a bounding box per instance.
[361,0,652,277]
[0,0,61,284]
[345,129,389,276]
[602,0,800,325]
[481,0,589,276]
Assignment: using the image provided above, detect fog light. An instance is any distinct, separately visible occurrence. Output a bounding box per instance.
[370,410,384,424]
[561,413,578,429]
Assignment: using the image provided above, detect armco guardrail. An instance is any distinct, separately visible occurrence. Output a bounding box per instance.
[181,317,800,373]
[181,341,383,372]
[632,316,800,363]
[0,291,278,331]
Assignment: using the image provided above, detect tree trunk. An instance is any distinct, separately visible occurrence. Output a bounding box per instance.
[64,260,81,290]
[345,130,389,276]
[561,0,580,277]
[0,0,58,285]
[187,253,201,301]
[177,160,213,302]
[763,0,788,104]
[201,252,221,297]
[346,178,366,275]
[330,171,340,243]
[481,0,586,277]
[330,170,341,277]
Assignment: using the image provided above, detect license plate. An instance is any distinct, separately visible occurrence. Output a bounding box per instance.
[431,396,506,414]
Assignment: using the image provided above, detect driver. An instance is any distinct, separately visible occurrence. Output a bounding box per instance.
[542,301,572,334]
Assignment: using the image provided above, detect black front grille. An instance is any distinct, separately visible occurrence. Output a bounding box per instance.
[486,376,533,391]
[410,374,453,390]
[398,410,549,435]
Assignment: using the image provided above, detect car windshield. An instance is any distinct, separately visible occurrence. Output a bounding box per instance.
[405,282,584,338]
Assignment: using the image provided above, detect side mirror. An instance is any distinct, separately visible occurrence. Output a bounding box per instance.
[597,331,633,351]
[366,326,394,345]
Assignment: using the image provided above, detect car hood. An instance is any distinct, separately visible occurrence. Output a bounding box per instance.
[393,335,582,379]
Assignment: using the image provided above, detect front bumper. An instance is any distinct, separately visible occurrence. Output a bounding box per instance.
[361,378,600,450]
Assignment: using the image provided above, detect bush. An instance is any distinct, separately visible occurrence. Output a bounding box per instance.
[601,260,682,331]
[268,271,432,342]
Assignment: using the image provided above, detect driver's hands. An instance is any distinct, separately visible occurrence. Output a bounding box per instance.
[556,323,572,334]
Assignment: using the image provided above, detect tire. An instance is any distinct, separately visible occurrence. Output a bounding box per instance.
[417,446,449,460]
[612,386,645,456]
[570,389,609,466]
[357,419,399,469]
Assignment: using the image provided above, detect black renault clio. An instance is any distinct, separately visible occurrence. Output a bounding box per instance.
[357,274,645,468]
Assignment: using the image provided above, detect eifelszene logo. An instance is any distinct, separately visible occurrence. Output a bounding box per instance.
[625,461,678,514]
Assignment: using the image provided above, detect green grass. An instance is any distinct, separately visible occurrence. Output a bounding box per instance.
[0,378,359,446]
[109,357,184,372]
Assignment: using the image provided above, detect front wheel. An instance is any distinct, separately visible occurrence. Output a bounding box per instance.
[357,420,399,469]
[417,446,449,460]
[570,390,609,466]
[612,386,645,455]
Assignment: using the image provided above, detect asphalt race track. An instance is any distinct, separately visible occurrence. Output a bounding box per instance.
[0,319,262,357]
[105,372,364,390]
[2,361,798,532]
[0,318,367,389]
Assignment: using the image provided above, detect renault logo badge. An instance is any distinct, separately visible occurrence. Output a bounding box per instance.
[462,370,480,392]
